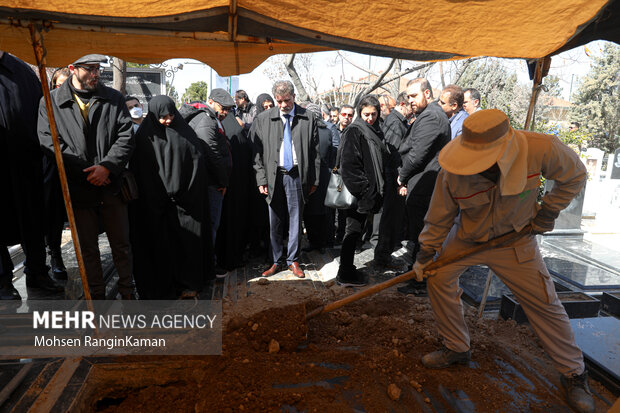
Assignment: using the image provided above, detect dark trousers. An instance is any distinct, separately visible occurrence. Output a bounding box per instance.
[304,213,330,248]
[375,173,406,260]
[74,192,134,296]
[268,170,303,266]
[0,247,13,285]
[339,209,367,269]
[406,194,432,261]
[335,209,347,241]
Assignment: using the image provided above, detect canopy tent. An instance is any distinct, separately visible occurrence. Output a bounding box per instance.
[0,0,618,76]
[0,0,617,303]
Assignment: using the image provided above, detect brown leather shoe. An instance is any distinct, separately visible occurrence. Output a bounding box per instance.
[288,262,305,278]
[262,264,282,277]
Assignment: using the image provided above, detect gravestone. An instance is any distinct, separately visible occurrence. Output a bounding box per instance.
[100,68,165,112]
[611,148,620,180]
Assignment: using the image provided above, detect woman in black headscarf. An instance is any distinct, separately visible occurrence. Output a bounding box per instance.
[255,93,275,114]
[129,95,213,299]
[337,95,389,287]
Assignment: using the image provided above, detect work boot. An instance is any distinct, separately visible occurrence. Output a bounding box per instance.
[421,346,471,369]
[560,371,595,413]
[49,249,68,280]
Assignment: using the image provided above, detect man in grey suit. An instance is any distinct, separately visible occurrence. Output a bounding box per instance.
[252,80,320,278]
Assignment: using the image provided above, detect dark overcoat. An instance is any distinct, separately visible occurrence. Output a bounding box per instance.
[398,101,451,196]
[37,76,134,208]
[251,104,320,204]
[0,53,45,246]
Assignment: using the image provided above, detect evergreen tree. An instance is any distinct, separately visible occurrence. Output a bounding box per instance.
[571,42,620,153]
[182,81,209,103]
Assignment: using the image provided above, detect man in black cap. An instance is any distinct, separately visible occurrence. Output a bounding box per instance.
[38,53,137,300]
[0,50,63,300]
[179,88,233,275]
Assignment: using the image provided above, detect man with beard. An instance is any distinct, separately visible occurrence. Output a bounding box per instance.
[179,88,234,275]
[38,54,136,300]
[252,80,320,278]
[0,51,63,300]
[396,78,451,295]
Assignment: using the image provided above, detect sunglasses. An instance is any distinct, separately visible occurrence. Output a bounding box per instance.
[340,113,354,118]
[75,65,102,74]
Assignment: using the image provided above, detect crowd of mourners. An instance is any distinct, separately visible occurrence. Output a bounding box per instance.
[0,51,598,412]
[0,52,485,301]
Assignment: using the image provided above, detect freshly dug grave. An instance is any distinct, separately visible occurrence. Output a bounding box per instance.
[96,281,614,412]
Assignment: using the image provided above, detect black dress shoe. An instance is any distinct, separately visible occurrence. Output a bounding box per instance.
[0,283,21,301]
[50,255,68,280]
[26,274,65,293]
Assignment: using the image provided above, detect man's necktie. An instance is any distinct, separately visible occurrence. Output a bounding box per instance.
[282,114,293,171]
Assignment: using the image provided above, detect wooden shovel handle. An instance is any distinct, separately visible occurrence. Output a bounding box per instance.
[306,225,532,320]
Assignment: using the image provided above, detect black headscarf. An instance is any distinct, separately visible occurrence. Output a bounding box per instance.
[348,116,388,196]
[134,95,204,203]
[255,93,274,114]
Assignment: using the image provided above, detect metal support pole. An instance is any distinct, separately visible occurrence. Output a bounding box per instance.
[29,24,94,306]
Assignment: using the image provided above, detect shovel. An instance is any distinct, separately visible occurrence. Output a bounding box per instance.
[306,225,532,320]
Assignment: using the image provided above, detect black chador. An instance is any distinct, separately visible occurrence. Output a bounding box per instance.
[129,96,213,299]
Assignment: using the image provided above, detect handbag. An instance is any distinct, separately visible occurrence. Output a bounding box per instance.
[324,168,357,209]
[119,170,139,203]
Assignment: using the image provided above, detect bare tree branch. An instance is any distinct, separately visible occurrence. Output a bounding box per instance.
[451,56,486,85]
[337,51,378,76]
[285,54,310,102]
[439,61,446,89]
[351,58,396,107]
[373,61,436,90]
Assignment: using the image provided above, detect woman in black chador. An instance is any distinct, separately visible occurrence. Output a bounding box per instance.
[129,95,213,299]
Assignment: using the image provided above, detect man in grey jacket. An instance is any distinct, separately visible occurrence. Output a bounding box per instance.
[252,80,320,278]
[38,54,136,300]
[413,109,593,413]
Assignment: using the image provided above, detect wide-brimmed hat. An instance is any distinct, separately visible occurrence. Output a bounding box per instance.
[438,109,529,195]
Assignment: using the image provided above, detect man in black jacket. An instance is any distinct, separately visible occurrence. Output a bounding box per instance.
[374,91,412,266]
[252,80,320,278]
[179,89,234,275]
[397,78,451,293]
[0,51,63,300]
[38,54,136,300]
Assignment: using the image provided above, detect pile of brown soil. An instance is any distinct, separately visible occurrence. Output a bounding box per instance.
[96,281,614,412]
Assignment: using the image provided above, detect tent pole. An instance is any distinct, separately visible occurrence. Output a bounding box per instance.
[523,56,551,130]
[29,24,94,306]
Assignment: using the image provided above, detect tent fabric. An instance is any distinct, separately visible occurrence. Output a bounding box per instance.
[0,0,618,75]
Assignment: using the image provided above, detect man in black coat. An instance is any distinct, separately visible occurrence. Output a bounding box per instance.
[374,91,412,266]
[38,54,136,300]
[179,88,234,275]
[0,51,63,300]
[252,80,320,278]
[397,78,451,293]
